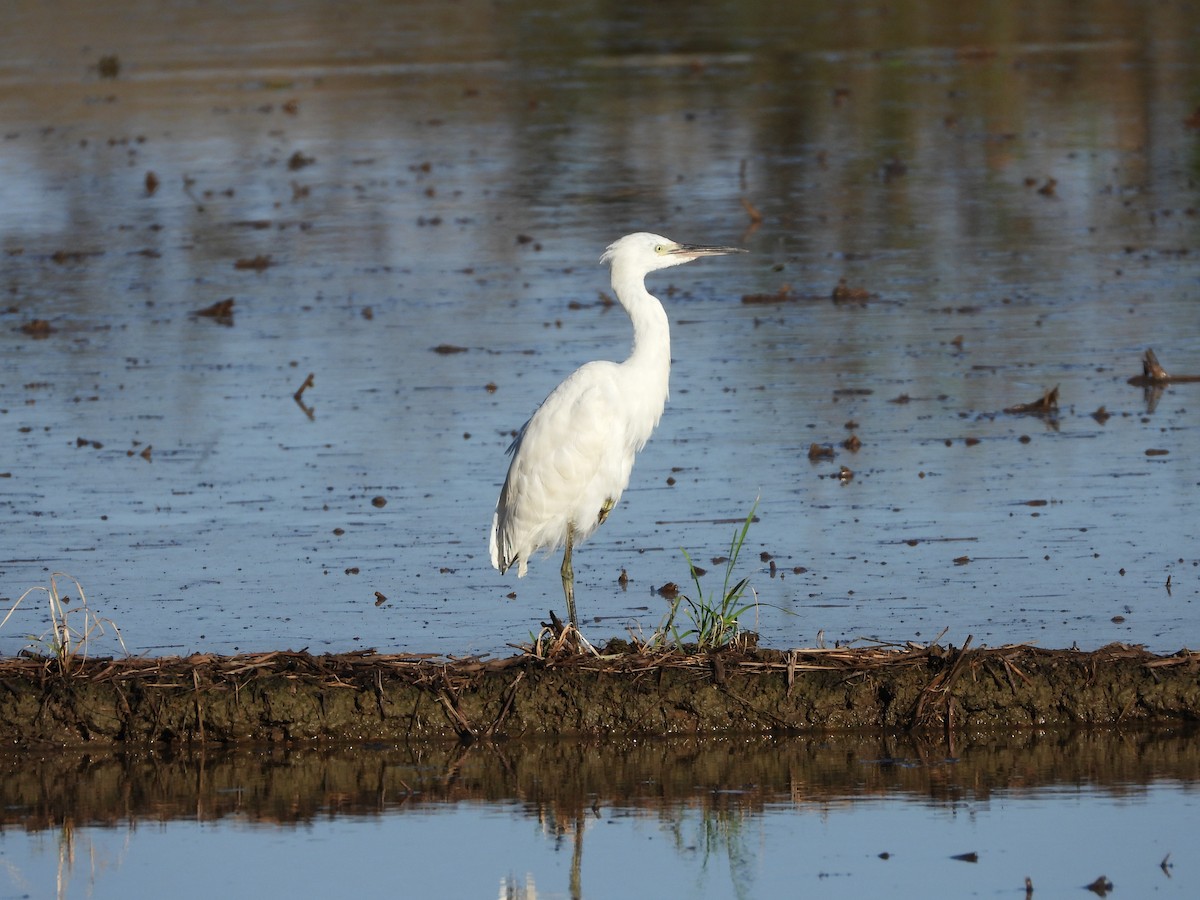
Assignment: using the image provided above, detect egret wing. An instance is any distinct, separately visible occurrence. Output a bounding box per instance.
[491,362,624,574]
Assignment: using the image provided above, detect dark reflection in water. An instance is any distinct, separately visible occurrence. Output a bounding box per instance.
[4,728,1198,829]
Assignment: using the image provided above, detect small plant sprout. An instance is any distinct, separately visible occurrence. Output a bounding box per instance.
[0,573,126,673]
[657,500,760,651]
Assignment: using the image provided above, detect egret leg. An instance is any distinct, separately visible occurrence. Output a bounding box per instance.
[560,524,577,628]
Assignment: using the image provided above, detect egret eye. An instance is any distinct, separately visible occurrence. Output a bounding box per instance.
[654,244,667,255]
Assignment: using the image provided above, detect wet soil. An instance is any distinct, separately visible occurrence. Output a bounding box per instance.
[2,642,1197,747]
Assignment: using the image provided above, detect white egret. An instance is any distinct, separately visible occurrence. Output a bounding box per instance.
[489,232,745,628]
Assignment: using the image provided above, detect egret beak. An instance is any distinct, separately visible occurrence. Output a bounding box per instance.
[670,243,747,258]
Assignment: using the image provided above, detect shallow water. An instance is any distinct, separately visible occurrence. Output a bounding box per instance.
[2,1,1198,661]
[2,730,1198,899]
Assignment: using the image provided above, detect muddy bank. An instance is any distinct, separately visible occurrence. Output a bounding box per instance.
[2,641,1198,747]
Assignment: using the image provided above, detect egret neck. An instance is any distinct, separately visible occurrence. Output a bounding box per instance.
[611,257,672,443]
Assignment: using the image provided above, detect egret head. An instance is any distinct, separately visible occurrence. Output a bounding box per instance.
[601,232,745,274]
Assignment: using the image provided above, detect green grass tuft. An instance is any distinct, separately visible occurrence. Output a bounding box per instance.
[655,499,759,652]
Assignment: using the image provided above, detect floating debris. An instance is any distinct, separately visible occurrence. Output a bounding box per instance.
[741,285,799,305]
[96,54,120,79]
[19,319,56,338]
[234,255,273,271]
[287,150,315,170]
[1127,349,1199,412]
[831,278,872,303]
[1128,348,1200,386]
[51,249,100,264]
[193,297,235,325]
[293,372,316,419]
[1004,385,1058,416]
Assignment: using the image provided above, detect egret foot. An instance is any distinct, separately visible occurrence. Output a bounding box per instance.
[540,612,588,657]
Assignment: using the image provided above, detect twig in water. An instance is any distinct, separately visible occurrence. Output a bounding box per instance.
[293,372,316,419]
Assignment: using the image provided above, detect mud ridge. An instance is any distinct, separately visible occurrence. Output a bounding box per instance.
[1,641,1197,747]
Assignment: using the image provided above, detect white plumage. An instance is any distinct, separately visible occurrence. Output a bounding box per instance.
[489,232,744,627]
